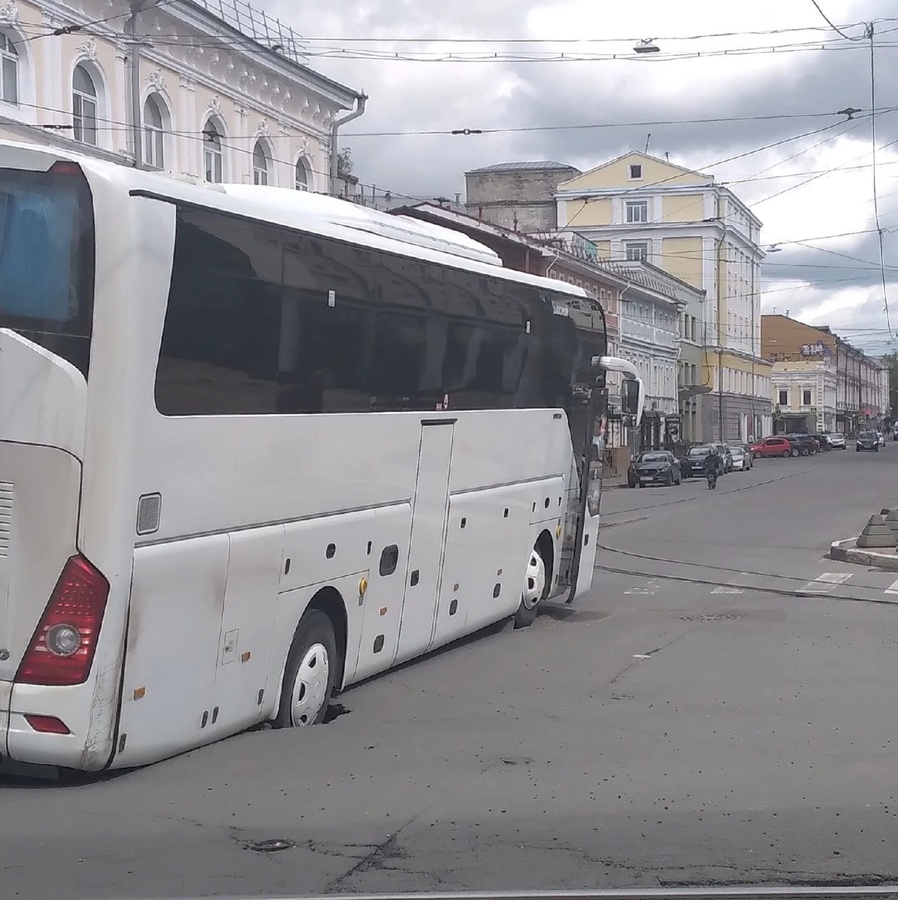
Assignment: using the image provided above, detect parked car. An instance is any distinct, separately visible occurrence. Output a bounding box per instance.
[729,441,754,469]
[784,433,818,456]
[627,450,682,487]
[857,430,880,452]
[681,445,716,478]
[710,442,734,473]
[728,445,752,471]
[750,436,793,459]
[827,432,847,449]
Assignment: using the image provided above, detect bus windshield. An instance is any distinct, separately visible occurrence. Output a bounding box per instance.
[0,164,94,374]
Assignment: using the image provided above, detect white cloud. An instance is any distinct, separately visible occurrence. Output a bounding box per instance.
[254,0,898,350]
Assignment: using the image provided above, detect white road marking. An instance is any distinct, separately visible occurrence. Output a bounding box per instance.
[797,572,853,594]
[711,584,744,594]
[885,578,898,595]
[624,582,658,595]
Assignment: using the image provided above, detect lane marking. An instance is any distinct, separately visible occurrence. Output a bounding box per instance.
[711,584,744,594]
[624,581,658,595]
[885,577,898,595]
[798,572,853,594]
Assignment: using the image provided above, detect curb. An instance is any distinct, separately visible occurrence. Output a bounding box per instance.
[828,537,898,570]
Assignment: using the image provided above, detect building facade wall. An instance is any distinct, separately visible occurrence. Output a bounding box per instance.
[0,0,357,190]
[464,163,580,232]
[554,152,771,430]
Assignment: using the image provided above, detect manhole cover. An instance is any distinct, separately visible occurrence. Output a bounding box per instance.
[679,613,742,622]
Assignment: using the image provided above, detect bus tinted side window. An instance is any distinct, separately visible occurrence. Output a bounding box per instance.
[155,204,578,416]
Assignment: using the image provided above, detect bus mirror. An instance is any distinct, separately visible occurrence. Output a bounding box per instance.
[622,379,640,415]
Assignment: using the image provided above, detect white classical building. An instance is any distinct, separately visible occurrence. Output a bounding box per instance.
[601,260,690,451]
[0,0,362,190]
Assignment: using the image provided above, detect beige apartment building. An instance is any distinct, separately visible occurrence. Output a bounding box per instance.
[761,314,889,434]
[553,152,773,444]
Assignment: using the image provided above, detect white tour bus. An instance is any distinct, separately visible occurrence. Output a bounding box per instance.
[0,140,643,772]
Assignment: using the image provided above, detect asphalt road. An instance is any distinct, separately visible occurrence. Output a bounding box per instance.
[4,440,898,899]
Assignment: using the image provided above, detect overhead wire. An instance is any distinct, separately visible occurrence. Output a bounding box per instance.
[867,21,893,337]
[808,0,867,41]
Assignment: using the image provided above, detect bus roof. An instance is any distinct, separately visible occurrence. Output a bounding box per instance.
[0,140,592,303]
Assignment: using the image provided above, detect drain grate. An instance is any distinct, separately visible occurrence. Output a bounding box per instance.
[679,613,742,622]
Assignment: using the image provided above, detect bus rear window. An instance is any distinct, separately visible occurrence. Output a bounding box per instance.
[0,164,94,375]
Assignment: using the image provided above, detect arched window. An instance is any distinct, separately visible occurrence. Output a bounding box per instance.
[252,140,269,185]
[144,94,165,169]
[72,64,98,145]
[0,33,18,105]
[203,119,223,183]
[294,158,309,191]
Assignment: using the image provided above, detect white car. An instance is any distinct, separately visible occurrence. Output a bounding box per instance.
[728,445,752,471]
[827,432,846,450]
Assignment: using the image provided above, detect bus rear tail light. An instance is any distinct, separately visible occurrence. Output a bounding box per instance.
[24,714,70,735]
[16,556,109,686]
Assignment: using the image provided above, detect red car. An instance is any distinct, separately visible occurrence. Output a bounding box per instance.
[750,436,792,459]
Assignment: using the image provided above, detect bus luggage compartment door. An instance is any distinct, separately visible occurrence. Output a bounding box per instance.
[394,420,454,665]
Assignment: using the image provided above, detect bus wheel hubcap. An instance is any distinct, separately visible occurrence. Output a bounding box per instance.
[291,643,330,726]
[522,549,546,610]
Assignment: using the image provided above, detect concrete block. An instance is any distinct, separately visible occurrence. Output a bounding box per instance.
[857,514,898,548]
[884,509,898,533]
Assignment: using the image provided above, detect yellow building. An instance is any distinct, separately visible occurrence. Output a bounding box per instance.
[0,0,361,191]
[555,151,772,442]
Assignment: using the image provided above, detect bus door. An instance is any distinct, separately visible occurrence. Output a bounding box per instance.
[394,419,455,664]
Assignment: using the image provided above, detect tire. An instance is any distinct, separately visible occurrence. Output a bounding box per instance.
[514,543,549,629]
[666,472,674,486]
[791,448,800,457]
[782,450,790,458]
[274,609,339,728]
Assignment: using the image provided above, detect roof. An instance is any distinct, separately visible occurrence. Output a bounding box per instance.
[468,161,578,174]
[601,260,695,307]
[1,140,590,303]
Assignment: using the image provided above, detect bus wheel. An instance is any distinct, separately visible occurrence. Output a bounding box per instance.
[514,542,549,629]
[275,610,338,728]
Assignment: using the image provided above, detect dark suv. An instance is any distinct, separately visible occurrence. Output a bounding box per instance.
[784,433,818,456]
[857,430,880,452]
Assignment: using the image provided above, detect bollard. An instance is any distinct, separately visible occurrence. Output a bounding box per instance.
[857,514,898,548]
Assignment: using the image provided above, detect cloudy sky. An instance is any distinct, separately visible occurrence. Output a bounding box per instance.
[261,0,898,353]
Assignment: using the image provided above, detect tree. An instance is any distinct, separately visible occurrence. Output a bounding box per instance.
[337,147,353,177]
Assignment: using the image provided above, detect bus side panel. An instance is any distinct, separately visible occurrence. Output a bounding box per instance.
[347,504,412,686]
[573,511,600,602]
[435,482,547,648]
[113,534,229,769]
[210,525,285,735]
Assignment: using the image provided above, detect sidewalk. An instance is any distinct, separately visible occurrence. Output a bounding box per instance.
[828,505,898,571]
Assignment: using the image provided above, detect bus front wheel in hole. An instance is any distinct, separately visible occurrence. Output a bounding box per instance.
[514,544,549,629]
[274,609,339,728]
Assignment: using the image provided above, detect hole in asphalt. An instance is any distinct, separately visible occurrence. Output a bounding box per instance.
[248,839,295,853]
[679,613,743,621]
[323,702,350,724]
[538,604,611,623]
